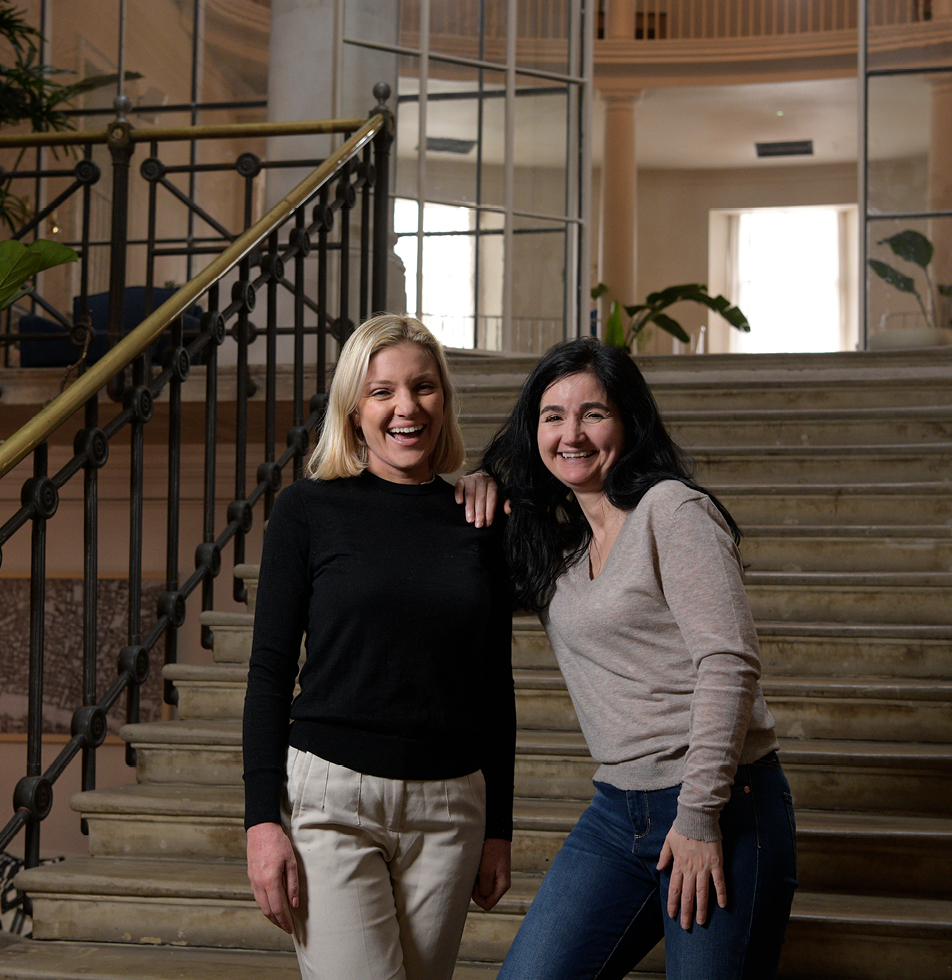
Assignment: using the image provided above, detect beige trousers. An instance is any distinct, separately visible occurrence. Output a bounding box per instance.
[285,747,486,980]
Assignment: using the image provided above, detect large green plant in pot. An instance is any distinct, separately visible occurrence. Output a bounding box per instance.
[593,282,750,351]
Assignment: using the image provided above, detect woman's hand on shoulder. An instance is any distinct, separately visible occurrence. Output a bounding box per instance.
[657,826,727,929]
[454,471,510,528]
[246,821,299,934]
[472,837,512,911]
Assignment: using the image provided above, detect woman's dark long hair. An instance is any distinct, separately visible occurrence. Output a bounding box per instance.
[482,337,740,611]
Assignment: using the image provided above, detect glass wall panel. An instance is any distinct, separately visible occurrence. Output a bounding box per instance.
[396,55,423,201]
[513,75,570,217]
[517,0,573,77]
[862,4,952,347]
[867,73,933,216]
[475,209,505,349]
[424,63,507,207]
[511,213,568,351]
[867,214,952,345]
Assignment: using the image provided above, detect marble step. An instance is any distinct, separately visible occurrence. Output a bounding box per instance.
[694,445,952,485]
[508,800,952,899]
[460,406,952,451]
[116,718,952,815]
[740,527,952,574]
[164,663,247,720]
[743,571,952,625]
[72,783,952,901]
[18,855,950,980]
[0,940,300,980]
[512,617,952,679]
[456,374,952,415]
[514,732,952,815]
[13,858,290,951]
[717,483,952,528]
[513,671,952,743]
[461,877,952,980]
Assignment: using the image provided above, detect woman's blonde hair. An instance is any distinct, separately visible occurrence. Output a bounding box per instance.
[306,314,465,481]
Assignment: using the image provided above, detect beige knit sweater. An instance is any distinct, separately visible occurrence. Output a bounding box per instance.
[542,480,778,841]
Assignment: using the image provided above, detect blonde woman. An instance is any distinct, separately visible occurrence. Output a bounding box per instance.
[242,315,515,980]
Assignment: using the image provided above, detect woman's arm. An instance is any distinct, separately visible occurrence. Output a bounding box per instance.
[655,493,765,927]
[242,484,312,927]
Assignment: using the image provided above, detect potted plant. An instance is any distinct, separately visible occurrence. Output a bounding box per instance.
[593,282,749,352]
[867,230,952,348]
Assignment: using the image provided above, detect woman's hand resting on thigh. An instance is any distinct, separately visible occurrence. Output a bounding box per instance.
[472,837,512,911]
[657,827,727,928]
[247,821,299,933]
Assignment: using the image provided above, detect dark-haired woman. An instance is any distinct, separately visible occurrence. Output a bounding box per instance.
[460,337,796,980]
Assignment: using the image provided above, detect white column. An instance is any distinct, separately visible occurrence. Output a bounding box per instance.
[598,85,641,325]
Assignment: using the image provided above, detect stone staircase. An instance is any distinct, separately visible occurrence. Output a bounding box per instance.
[3,348,952,979]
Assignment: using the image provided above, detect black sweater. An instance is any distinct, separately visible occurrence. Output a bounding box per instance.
[242,471,516,840]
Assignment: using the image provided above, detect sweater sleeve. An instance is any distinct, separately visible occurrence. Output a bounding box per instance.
[478,519,516,840]
[242,483,312,829]
[657,495,762,841]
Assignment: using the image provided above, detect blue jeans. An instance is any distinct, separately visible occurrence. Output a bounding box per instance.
[498,753,797,980]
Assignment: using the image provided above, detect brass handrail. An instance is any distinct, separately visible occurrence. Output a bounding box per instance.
[0,112,386,479]
[0,116,369,149]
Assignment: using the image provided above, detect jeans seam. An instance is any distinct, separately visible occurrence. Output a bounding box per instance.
[590,886,658,980]
[737,766,760,978]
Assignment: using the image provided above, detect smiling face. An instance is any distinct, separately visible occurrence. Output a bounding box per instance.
[537,370,626,496]
[352,341,445,484]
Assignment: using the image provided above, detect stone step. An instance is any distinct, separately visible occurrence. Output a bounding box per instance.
[513,617,952,679]
[461,406,952,451]
[741,527,952,574]
[198,611,254,663]
[73,783,246,861]
[119,720,241,785]
[462,877,952,980]
[164,663,247,720]
[71,783,952,902]
[0,939,300,980]
[514,670,952,743]
[694,445,952,485]
[508,798,952,898]
[514,732,952,814]
[456,374,952,415]
[14,857,292,951]
[743,571,952,625]
[717,483,952,528]
[199,611,253,663]
[117,721,952,816]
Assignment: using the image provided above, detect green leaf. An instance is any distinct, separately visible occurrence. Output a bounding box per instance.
[868,258,918,295]
[651,312,691,344]
[591,282,609,301]
[0,238,78,310]
[604,300,627,348]
[877,231,933,270]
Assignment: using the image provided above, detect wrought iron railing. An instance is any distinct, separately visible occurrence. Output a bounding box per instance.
[0,84,393,871]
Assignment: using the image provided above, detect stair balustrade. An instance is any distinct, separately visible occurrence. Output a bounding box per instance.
[0,83,394,880]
